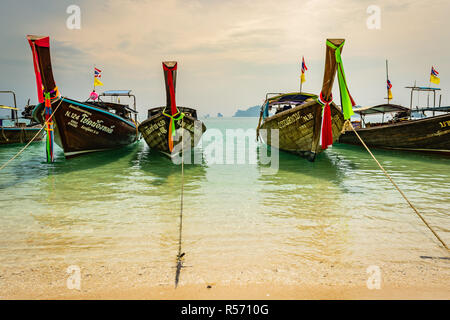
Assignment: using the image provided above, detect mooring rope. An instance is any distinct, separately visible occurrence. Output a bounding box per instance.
[348,121,449,252]
[175,117,185,288]
[0,98,64,172]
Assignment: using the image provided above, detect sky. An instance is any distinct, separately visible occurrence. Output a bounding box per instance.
[0,0,449,117]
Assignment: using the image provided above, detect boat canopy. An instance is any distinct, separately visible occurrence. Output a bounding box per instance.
[353,104,409,115]
[414,106,450,113]
[0,91,18,121]
[101,90,133,96]
[405,86,441,92]
[98,90,137,114]
[88,100,138,114]
[0,105,18,110]
[266,92,317,106]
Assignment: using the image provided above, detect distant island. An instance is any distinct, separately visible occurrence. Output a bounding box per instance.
[217,113,223,118]
[233,105,261,117]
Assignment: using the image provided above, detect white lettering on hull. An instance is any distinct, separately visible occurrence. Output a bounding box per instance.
[277,111,313,129]
[143,117,195,138]
[64,105,115,135]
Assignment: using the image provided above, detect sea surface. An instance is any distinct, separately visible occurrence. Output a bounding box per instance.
[0,117,449,292]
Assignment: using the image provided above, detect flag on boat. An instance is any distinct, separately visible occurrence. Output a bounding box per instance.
[300,56,307,83]
[93,67,103,86]
[387,79,393,99]
[430,66,440,85]
[94,67,102,78]
[94,77,103,86]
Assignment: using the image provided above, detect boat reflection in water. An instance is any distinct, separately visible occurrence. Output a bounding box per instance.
[255,143,350,263]
[134,143,207,187]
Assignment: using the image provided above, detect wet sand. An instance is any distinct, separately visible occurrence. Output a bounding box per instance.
[3,283,449,300]
[9,285,449,300]
[1,257,449,299]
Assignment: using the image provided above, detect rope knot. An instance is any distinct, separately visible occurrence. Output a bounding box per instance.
[319,92,333,105]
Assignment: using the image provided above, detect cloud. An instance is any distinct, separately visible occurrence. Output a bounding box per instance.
[0,0,449,115]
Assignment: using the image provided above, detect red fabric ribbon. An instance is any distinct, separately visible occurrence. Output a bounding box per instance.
[28,40,44,104]
[163,63,177,115]
[319,92,333,150]
[35,37,50,48]
[162,63,179,152]
[347,87,356,107]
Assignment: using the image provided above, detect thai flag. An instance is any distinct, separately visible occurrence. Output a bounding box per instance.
[94,67,102,78]
[431,66,439,76]
[301,57,307,74]
[387,79,392,90]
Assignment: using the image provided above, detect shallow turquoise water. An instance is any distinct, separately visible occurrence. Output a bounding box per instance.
[0,117,449,287]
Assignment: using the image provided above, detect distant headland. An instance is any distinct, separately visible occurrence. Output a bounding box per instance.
[233,105,261,117]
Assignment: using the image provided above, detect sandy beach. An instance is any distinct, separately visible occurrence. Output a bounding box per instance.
[8,284,448,300]
[1,256,448,299]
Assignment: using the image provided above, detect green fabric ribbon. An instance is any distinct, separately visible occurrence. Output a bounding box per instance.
[326,40,354,120]
[43,92,53,162]
[162,109,185,136]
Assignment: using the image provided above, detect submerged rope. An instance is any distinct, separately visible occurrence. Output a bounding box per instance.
[0,98,64,172]
[348,121,449,252]
[175,117,185,288]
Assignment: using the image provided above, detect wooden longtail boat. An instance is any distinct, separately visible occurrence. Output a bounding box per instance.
[339,87,450,154]
[27,35,139,159]
[257,39,353,162]
[138,61,206,157]
[0,91,44,145]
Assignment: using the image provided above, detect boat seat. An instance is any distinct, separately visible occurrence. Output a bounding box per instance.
[275,105,292,114]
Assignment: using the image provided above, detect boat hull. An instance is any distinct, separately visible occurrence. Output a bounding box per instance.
[260,101,345,160]
[33,98,139,158]
[138,107,206,156]
[338,113,450,154]
[0,126,44,145]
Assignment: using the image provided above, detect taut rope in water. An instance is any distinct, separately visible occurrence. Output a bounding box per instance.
[175,117,185,288]
[348,121,449,252]
[0,98,64,172]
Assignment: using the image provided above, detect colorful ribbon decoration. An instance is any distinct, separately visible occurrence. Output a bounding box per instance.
[44,92,54,162]
[49,86,60,100]
[163,63,178,116]
[162,110,185,152]
[162,63,185,151]
[29,41,44,104]
[326,40,355,120]
[318,92,333,150]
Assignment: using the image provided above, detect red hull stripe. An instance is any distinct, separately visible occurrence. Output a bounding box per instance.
[35,36,50,48]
